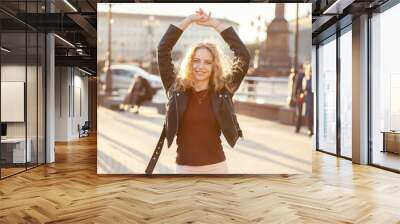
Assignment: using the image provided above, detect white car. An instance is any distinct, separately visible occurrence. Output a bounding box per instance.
[99,64,167,107]
[99,64,163,91]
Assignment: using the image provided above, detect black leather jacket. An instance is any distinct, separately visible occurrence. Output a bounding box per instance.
[157,24,250,148]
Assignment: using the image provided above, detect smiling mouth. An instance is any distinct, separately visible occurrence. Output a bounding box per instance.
[195,71,206,75]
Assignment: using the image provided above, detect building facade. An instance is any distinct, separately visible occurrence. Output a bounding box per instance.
[97,12,239,65]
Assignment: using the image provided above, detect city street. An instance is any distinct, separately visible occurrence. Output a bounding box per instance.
[98,105,312,174]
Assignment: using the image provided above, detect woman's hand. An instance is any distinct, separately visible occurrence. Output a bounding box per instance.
[176,8,209,31]
[188,8,210,24]
[194,8,215,27]
[194,8,229,32]
[176,8,229,32]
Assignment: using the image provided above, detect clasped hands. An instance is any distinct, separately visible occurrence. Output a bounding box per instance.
[189,8,220,28]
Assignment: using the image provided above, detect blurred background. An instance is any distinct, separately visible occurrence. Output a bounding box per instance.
[97,3,313,174]
[97,3,311,110]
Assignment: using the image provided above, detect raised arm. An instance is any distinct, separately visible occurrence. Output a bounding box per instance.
[196,13,251,93]
[220,26,251,93]
[157,24,183,93]
[157,13,209,93]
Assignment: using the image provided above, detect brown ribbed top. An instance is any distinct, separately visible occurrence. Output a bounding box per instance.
[176,88,225,166]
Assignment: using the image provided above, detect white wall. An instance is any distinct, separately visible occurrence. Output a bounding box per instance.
[1,65,27,138]
[1,65,25,126]
[71,73,89,138]
[55,67,89,141]
[1,63,46,164]
[55,66,68,141]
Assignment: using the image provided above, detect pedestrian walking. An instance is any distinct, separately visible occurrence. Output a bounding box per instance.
[303,63,313,136]
[294,65,305,133]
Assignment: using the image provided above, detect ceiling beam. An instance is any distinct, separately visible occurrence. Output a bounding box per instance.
[323,0,356,14]
[312,15,335,33]
[67,13,97,39]
[55,55,96,69]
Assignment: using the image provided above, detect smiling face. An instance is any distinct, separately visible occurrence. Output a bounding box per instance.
[177,42,229,92]
[192,47,214,82]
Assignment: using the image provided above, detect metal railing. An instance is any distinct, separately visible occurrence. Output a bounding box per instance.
[99,75,291,107]
[234,76,289,106]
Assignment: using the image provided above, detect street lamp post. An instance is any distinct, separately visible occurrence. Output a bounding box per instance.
[105,3,113,96]
[251,15,265,69]
[248,15,266,102]
[143,15,160,72]
[294,3,300,74]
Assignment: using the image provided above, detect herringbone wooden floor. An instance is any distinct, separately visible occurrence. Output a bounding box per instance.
[1,135,400,224]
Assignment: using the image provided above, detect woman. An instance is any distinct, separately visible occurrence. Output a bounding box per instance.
[154,9,250,174]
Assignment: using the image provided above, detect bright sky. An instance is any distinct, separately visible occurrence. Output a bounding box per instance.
[97,3,311,43]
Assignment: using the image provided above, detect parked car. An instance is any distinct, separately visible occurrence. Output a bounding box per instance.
[99,64,163,91]
[99,64,167,111]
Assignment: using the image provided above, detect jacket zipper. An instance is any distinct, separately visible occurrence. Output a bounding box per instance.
[175,93,179,133]
[224,94,241,139]
[230,112,240,139]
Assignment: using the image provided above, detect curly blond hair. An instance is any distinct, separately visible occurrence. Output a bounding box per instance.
[173,42,234,93]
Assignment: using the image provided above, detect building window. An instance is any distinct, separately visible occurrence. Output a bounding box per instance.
[371,3,400,171]
[317,35,337,154]
[0,2,46,179]
[339,27,352,158]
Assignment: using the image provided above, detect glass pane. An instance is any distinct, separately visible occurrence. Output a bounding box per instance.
[317,37,337,154]
[0,0,46,178]
[340,29,352,158]
[27,31,38,169]
[0,1,27,13]
[371,4,400,171]
[0,1,29,33]
[311,46,317,149]
[1,31,27,177]
[26,0,38,169]
[38,32,45,165]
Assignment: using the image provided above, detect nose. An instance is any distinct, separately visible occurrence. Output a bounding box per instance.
[194,64,202,71]
[198,62,208,70]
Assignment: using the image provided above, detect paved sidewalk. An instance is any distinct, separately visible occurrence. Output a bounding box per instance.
[98,106,312,174]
